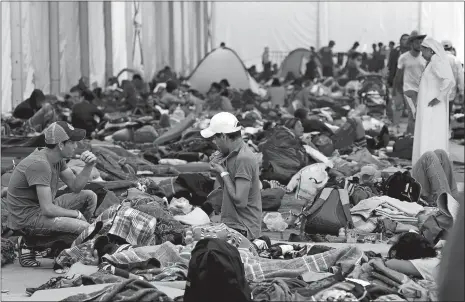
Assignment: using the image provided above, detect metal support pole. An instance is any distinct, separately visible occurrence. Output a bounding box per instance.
[168,1,175,69]
[10,2,23,107]
[316,1,321,50]
[103,1,113,82]
[125,1,134,69]
[49,2,60,95]
[180,2,186,75]
[203,1,209,55]
[418,2,422,32]
[79,1,90,80]
[195,2,203,62]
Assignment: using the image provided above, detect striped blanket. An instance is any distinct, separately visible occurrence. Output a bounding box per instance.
[240,245,364,282]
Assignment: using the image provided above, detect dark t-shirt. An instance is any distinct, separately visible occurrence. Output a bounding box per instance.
[5,148,67,229]
[71,101,104,133]
[13,100,37,120]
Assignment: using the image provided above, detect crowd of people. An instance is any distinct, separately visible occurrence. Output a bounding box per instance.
[0,29,464,301]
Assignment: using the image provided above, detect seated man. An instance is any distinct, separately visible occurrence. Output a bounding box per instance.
[160,80,186,108]
[71,90,104,138]
[4,121,98,267]
[205,82,234,113]
[201,112,262,240]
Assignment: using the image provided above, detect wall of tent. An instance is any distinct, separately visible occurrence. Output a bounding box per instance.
[2,1,464,113]
[1,1,212,113]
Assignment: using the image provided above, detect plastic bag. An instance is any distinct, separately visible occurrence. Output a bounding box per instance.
[263,212,288,232]
[169,197,193,215]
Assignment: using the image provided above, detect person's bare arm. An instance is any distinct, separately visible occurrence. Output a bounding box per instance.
[36,185,80,218]
[385,259,422,278]
[369,259,413,283]
[60,167,93,193]
[60,151,97,193]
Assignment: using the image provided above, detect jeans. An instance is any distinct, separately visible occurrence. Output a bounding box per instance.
[404,91,418,135]
[26,103,58,132]
[25,190,97,236]
[412,149,459,205]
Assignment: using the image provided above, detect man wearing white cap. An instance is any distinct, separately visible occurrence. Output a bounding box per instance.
[4,122,98,245]
[442,40,464,115]
[201,112,262,240]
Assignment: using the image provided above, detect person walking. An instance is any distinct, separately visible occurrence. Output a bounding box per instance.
[394,31,427,135]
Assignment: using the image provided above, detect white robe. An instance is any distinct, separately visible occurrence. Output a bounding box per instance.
[412,60,454,165]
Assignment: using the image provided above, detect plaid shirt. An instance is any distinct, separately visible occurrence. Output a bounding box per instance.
[108,207,158,246]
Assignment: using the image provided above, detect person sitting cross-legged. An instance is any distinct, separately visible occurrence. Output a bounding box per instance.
[4,121,98,267]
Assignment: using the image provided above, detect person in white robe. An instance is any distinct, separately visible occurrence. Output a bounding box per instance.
[412,37,455,165]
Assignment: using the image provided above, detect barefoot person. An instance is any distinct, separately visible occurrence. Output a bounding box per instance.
[201,112,262,240]
[4,121,98,266]
[412,37,455,165]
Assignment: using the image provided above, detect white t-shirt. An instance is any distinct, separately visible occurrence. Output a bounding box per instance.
[398,52,427,92]
[409,256,441,281]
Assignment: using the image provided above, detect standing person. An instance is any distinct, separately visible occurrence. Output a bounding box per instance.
[394,31,427,135]
[388,34,410,88]
[412,37,455,165]
[377,42,386,72]
[262,47,271,73]
[347,42,360,57]
[442,40,464,115]
[201,112,262,240]
[368,44,378,72]
[319,40,336,77]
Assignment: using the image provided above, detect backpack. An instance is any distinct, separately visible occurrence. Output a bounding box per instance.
[260,127,308,184]
[184,238,252,302]
[382,171,421,203]
[311,133,335,157]
[391,136,414,160]
[331,118,363,150]
[420,211,453,245]
[300,187,354,236]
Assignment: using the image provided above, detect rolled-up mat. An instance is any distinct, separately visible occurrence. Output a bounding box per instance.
[154,113,196,146]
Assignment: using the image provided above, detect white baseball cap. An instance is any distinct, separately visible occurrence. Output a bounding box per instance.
[200,112,241,139]
[441,40,453,49]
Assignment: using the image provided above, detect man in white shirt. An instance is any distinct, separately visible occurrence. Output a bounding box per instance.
[442,40,464,117]
[393,31,427,135]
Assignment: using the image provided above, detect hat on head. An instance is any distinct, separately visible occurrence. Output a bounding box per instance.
[44,121,86,144]
[408,30,426,42]
[200,112,241,139]
[441,40,453,49]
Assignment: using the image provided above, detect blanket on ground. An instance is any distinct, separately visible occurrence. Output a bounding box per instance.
[60,278,173,302]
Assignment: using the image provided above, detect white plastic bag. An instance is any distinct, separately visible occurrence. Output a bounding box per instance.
[288,163,329,202]
[169,197,193,215]
[263,212,288,232]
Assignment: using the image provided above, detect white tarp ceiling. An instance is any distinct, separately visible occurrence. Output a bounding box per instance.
[2,1,463,113]
[212,2,464,69]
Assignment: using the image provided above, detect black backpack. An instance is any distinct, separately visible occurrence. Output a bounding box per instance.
[184,238,252,302]
[382,171,421,203]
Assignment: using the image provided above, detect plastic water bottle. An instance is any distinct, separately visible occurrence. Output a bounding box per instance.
[173,105,185,120]
[185,229,193,245]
